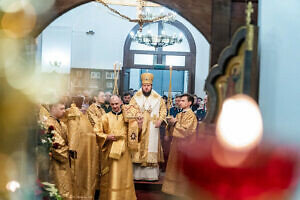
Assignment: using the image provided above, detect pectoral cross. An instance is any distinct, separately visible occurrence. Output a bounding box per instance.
[245,1,254,25]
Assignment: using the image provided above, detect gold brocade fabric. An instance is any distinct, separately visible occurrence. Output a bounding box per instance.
[39,104,50,122]
[128,97,166,166]
[65,104,81,151]
[46,117,73,200]
[64,106,99,200]
[94,112,136,200]
[86,103,104,189]
[162,109,197,197]
[87,103,105,127]
[122,104,140,150]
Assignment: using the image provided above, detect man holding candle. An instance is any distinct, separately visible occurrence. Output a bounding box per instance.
[128,72,167,181]
[162,93,197,198]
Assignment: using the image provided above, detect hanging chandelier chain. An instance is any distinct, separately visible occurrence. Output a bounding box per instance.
[95,0,175,29]
[94,0,181,48]
[95,0,133,21]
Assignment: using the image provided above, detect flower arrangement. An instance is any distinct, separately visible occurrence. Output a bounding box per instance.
[37,122,55,153]
[36,180,62,200]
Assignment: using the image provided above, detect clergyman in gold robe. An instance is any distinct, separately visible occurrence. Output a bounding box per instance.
[87,91,106,127]
[128,72,167,181]
[46,101,73,199]
[94,95,137,200]
[162,93,198,198]
[64,97,99,200]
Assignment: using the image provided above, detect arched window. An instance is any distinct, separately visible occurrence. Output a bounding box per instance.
[121,20,196,96]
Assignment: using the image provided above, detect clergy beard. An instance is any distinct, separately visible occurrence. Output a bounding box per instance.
[142,90,152,97]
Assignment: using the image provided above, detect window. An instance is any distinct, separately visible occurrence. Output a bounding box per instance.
[122,20,196,94]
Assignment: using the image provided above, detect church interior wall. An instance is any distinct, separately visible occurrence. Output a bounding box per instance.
[258,0,300,147]
[37,2,209,97]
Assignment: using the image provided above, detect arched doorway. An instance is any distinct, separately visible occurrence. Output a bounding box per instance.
[121,20,196,96]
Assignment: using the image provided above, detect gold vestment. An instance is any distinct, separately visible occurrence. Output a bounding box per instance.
[65,105,99,199]
[94,112,136,200]
[87,103,105,127]
[86,103,105,189]
[128,90,166,180]
[46,116,73,200]
[162,108,197,197]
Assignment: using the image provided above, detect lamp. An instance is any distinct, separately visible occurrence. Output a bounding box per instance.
[130,29,183,48]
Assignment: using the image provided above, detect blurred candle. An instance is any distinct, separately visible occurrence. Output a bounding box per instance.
[216,94,263,151]
[6,180,20,192]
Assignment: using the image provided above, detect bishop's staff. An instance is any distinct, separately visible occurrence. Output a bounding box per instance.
[113,62,121,95]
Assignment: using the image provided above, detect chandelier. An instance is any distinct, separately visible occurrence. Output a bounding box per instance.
[95,0,181,48]
[130,29,183,48]
[95,0,176,31]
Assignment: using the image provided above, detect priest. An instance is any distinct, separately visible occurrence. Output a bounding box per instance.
[87,91,106,127]
[128,72,167,181]
[95,95,137,200]
[46,101,73,199]
[64,97,99,200]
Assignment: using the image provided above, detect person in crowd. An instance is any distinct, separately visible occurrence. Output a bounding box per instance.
[169,94,182,118]
[128,88,135,97]
[87,91,106,127]
[46,101,73,199]
[162,93,198,198]
[162,95,168,105]
[82,90,92,108]
[197,97,203,105]
[95,95,137,200]
[191,94,199,112]
[195,97,206,121]
[203,95,208,111]
[103,92,112,113]
[122,92,131,105]
[64,96,99,199]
